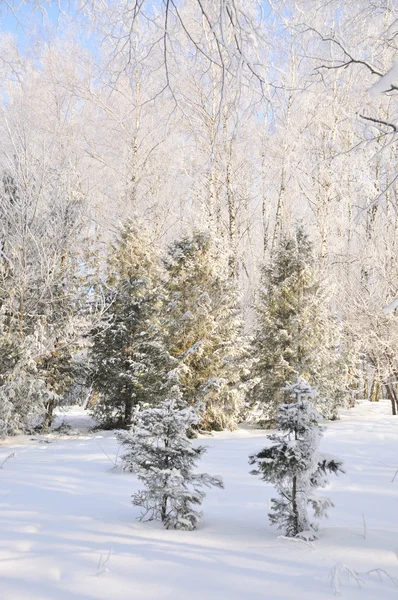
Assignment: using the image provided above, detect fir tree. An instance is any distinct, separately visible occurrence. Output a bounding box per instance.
[249,378,344,539]
[250,227,348,426]
[37,332,82,429]
[90,221,173,428]
[118,386,224,530]
[164,230,249,431]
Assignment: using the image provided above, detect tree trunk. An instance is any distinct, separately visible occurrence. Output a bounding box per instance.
[42,398,56,430]
[370,379,381,402]
[292,474,298,536]
[224,124,237,279]
[19,289,25,336]
[262,194,268,257]
[124,398,133,426]
[161,495,168,523]
[385,384,397,416]
[272,168,285,251]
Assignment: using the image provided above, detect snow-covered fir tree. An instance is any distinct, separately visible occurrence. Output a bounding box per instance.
[249,378,344,539]
[164,231,249,431]
[249,227,349,426]
[90,220,174,428]
[118,385,224,530]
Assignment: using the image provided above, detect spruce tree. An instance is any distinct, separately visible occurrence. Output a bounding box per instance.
[249,378,344,539]
[164,231,249,431]
[250,227,348,425]
[90,221,173,428]
[118,386,224,530]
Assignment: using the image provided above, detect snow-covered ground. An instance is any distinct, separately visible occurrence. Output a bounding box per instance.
[0,401,397,600]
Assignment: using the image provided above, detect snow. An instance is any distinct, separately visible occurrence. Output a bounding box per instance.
[0,401,397,599]
[383,297,398,315]
[369,60,398,97]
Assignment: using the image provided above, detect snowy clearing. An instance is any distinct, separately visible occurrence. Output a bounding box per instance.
[0,402,397,600]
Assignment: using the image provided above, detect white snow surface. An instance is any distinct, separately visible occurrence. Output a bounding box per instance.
[369,60,398,97]
[0,401,397,599]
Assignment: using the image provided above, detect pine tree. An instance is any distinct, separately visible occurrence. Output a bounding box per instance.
[118,386,224,530]
[164,230,249,431]
[90,220,173,428]
[250,227,348,426]
[249,378,344,539]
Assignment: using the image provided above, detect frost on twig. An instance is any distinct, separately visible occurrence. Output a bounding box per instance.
[391,467,398,483]
[97,549,112,577]
[353,513,367,540]
[96,442,121,471]
[330,563,398,595]
[361,513,367,540]
[330,563,363,595]
[366,568,398,587]
[0,452,15,469]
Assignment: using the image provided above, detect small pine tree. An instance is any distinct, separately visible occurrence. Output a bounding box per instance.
[250,227,348,426]
[164,230,249,431]
[90,221,174,428]
[249,378,344,539]
[118,386,224,530]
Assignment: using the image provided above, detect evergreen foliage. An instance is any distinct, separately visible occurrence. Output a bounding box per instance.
[118,387,224,530]
[249,378,344,539]
[250,227,349,425]
[90,221,174,428]
[164,231,249,431]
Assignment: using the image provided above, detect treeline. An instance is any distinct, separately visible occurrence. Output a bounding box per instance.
[0,2,397,428]
[0,208,353,434]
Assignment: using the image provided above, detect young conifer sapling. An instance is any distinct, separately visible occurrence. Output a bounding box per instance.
[118,386,224,530]
[249,378,344,539]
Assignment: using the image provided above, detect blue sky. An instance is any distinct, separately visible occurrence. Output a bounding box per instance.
[0,2,98,55]
[1,0,275,62]
[1,2,63,40]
